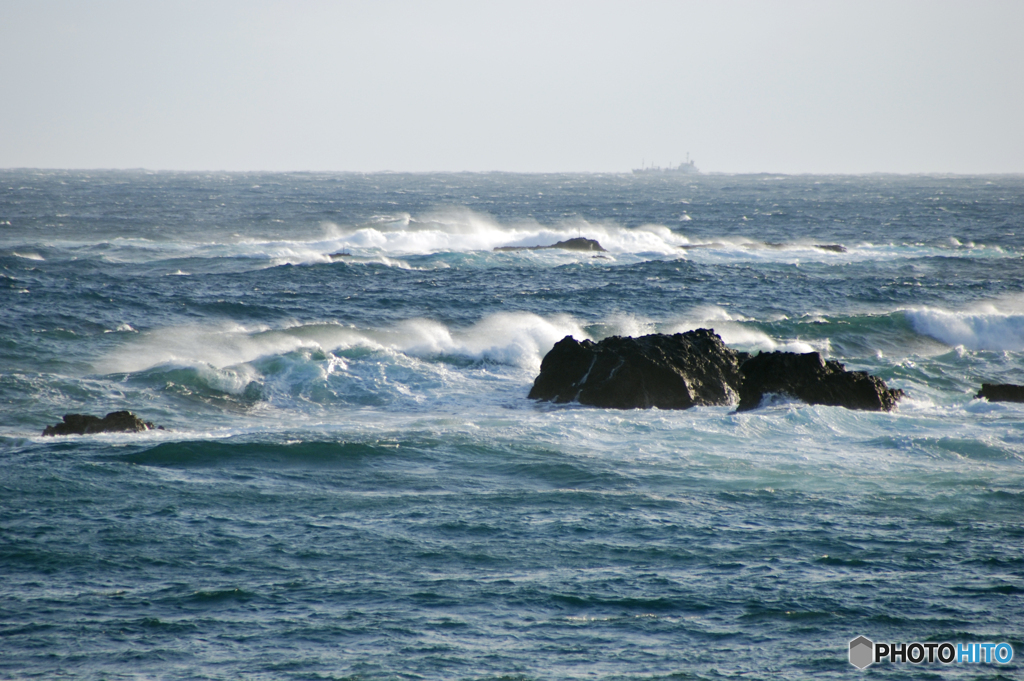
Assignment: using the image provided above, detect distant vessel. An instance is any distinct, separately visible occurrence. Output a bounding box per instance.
[633,153,700,175]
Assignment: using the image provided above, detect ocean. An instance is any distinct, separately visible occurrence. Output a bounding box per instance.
[1,170,1022,679]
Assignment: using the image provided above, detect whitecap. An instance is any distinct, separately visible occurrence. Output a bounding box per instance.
[905,303,1024,351]
[664,306,825,355]
[94,312,589,377]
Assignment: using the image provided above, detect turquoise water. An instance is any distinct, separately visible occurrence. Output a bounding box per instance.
[1,171,1022,679]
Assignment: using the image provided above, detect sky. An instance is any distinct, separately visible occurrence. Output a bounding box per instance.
[1,0,1022,174]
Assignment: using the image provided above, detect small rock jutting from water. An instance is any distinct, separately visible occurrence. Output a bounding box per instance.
[42,411,162,436]
[494,237,606,253]
[975,383,1024,403]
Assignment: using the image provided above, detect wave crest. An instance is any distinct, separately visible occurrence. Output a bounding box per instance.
[96,313,588,377]
[906,304,1024,351]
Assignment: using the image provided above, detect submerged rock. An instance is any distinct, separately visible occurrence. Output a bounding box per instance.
[976,383,1024,403]
[495,237,607,253]
[528,331,903,412]
[737,351,903,412]
[528,329,745,409]
[42,411,160,436]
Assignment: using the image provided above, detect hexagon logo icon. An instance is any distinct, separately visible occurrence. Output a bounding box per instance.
[849,636,874,669]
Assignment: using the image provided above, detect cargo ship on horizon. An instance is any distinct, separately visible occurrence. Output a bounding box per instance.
[632,153,700,175]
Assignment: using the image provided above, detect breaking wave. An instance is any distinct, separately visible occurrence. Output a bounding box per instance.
[16,207,1012,271]
[905,302,1024,351]
[95,313,589,379]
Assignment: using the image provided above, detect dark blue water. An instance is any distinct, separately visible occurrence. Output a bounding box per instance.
[2,170,1022,679]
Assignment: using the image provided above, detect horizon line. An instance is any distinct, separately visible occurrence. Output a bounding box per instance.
[3,166,1023,177]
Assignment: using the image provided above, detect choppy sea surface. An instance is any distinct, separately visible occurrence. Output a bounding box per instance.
[1,170,1022,680]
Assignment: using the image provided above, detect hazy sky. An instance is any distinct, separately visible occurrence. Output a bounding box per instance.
[2,1,1022,173]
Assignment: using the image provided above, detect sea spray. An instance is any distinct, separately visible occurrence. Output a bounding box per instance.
[905,303,1024,351]
[2,170,1022,679]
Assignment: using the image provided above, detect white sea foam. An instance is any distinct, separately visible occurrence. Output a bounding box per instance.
[190,363,263,395]
[588,313,658,339]
[321,210,691,256]
[905,302,1024,351]
[102,324,136,334]
[26,207,1013,270]
[664,306,823,354]
[579,307,822,353]
[95,312,589,381]
[95,307,836,399]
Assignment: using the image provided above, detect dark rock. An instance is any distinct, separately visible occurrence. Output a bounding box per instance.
[976,383,1024,403]
[495,237,606,253]
[529,332,903,412]
[548,238,607,252]
[814,244,847,253]
[42,411,159,436]
[528,329,744,409]
[737,352,903,412]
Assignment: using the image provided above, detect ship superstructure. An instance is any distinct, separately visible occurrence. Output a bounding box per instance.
[633,153,699,175]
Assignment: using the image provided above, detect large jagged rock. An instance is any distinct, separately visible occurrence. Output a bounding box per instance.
[42,411,160,436]
[528,329,745,409]
[736,351,903,412]
[976,383,1024,403]
[494,237,606,253]
[529,332,903,412]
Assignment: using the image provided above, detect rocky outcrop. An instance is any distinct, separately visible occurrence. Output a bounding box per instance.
[495,237,606,253]
[42,411,160,436]
[548,238,607,252]
[528,329,745,409]
[976,383,1024,403]
[736,351,903,412]
[528,331,903,412]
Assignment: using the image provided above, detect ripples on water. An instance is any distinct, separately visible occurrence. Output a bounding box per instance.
[1,171,1022,679]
